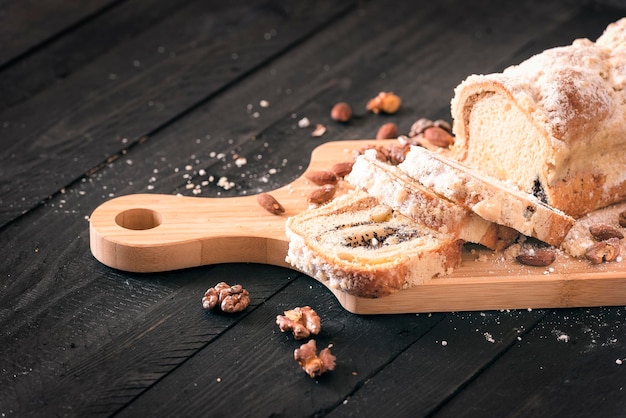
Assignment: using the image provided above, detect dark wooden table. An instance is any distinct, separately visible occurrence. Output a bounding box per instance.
[2,1,626,416]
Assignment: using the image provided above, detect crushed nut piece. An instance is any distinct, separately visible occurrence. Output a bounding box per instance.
[276,306,321,339]
[256,192,285,215]
[293,339,336,378]
[330,102,352,122]
[619,210,626,227]
[311,124,327,137]
[585,238,621,264]
[589,224,624,241]
[366,91,401,114]
[202,282,250,313]
[376,122,398,140]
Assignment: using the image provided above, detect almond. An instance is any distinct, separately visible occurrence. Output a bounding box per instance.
[589,224,624,241]
[376,122,398,140]
[516,248,556,267]
[305,170,338,185]
[256,193,285,215]
[308,184,336,204]
[330,161,354,178]
[330,102,352,122]
[423,126,455,147]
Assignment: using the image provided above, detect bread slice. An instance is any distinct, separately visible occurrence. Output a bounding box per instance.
[285,190,464,298]
[449,18,626,218]
[399,146,575,247]
[346,150,518,250]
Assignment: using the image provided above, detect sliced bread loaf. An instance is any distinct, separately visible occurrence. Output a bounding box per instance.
[399,146,575,247]
[285,190,464,298]
[449,18,626,218]
[346,149,518,250]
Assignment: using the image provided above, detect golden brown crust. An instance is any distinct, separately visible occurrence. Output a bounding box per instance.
[450,18,626,218]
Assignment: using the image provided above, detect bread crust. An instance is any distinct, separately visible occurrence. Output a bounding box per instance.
[450,18,626,218]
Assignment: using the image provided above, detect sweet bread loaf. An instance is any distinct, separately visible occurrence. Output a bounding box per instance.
[346,149,518,250]
[399,146,575,246]
[450,18,626,218]
[285,190,464,298]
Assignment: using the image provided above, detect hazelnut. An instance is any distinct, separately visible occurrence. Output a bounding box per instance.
[376,122,398,140]
[330,102,352,122]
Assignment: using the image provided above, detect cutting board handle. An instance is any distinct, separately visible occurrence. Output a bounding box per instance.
[89,140,377,273]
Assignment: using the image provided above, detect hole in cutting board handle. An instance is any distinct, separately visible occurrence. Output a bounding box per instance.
[115,208,162,230]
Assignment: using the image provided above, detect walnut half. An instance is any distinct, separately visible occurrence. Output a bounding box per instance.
[294,339,336,378]
[276,306,321,340]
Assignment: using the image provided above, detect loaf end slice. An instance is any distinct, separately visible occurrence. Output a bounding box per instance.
[285,190,464,298]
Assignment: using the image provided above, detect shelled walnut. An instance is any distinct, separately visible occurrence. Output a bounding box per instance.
[202,282,250,313]
[293,339,336,378]
[276,306,321,339]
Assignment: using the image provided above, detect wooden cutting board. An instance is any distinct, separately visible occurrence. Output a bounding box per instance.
[89,139,626,314]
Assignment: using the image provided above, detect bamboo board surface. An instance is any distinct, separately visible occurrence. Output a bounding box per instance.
[89,139,626,314]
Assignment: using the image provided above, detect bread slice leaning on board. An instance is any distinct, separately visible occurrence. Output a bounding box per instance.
[346,149,519,250]
[398,146,575,247]
[285,190,464,298]
[450,17,626,219]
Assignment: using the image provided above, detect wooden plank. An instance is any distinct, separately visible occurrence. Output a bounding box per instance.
[109,277,446,417]
[0,263,297,416]
[0,0,354,228]
[0,0,114,67]
[2,1,625,416]
[89,139,626,314]
[0,0,196,112]
[434,307,626,416]
[326,308,547,415]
